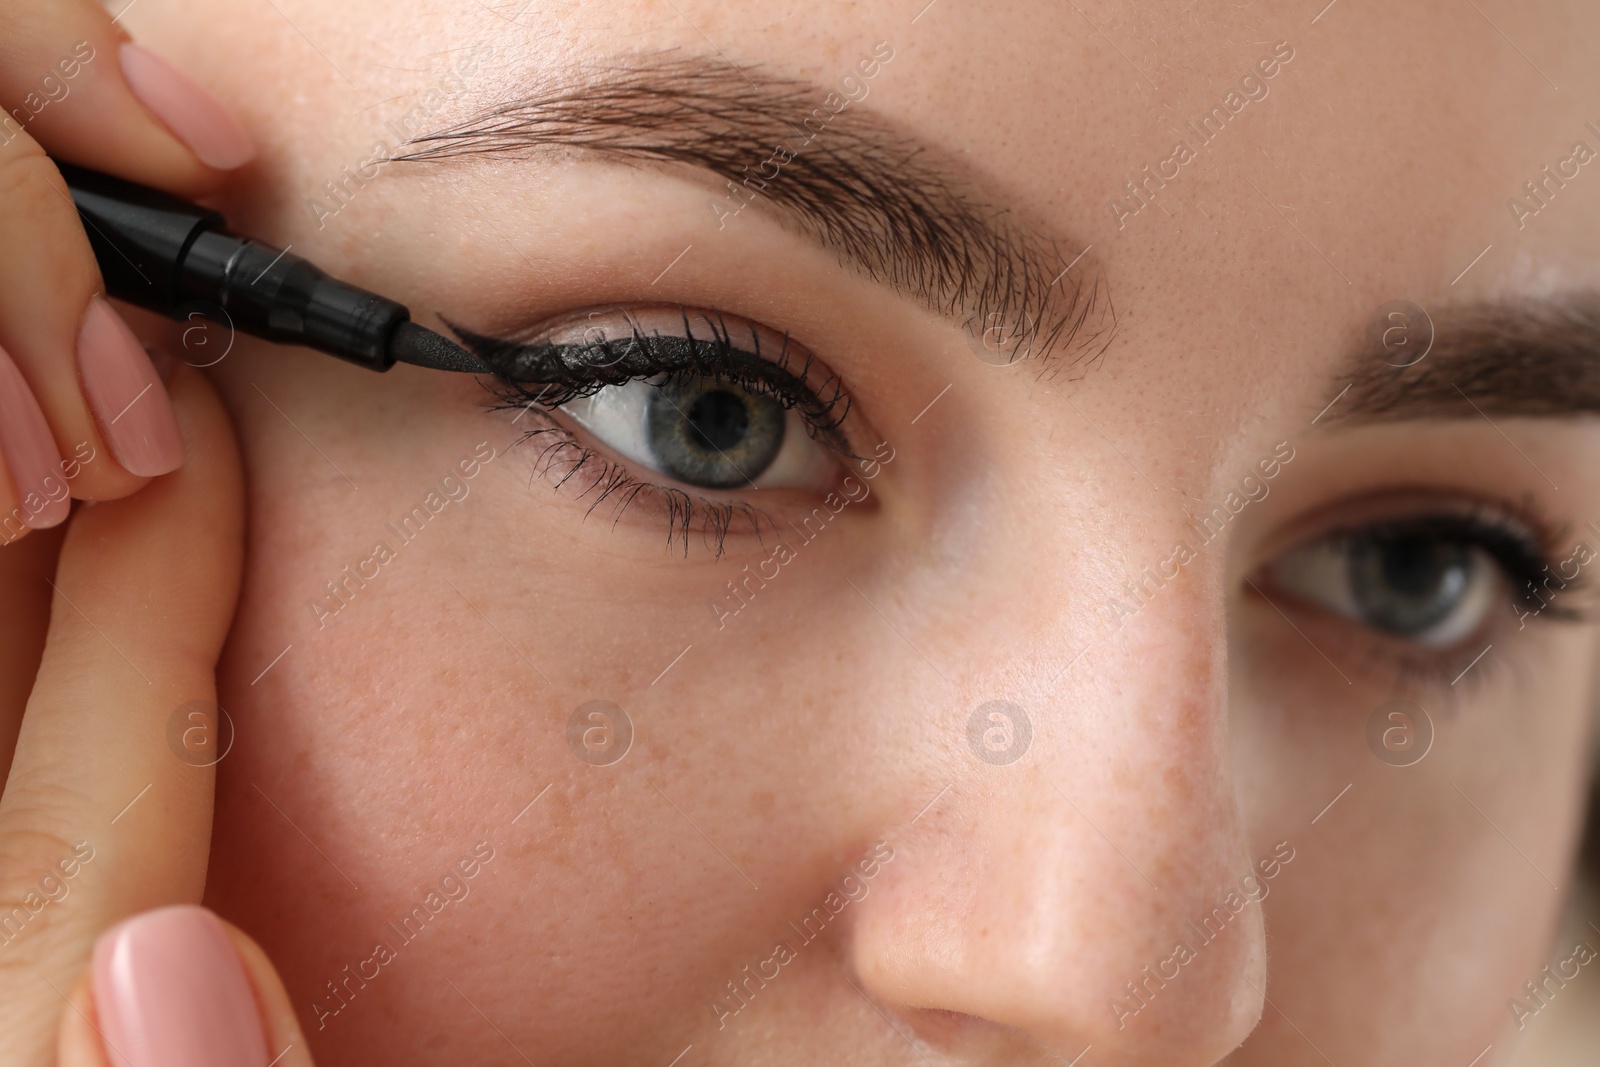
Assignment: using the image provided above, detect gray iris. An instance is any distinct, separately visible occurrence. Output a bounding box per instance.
[644,376,786,488]
[1347,535,1472,635]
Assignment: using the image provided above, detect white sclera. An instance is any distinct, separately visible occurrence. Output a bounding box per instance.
[1267,539,1498,648]
[562,380,836,490]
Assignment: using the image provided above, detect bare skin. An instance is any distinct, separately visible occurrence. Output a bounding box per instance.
[2,1,1600,1065]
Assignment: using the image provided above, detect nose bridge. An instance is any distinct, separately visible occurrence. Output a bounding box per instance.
[849,564,1268,1063]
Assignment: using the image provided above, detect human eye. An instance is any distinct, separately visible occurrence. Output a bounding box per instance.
[1255,497,1593,669]
[450,305,864,551]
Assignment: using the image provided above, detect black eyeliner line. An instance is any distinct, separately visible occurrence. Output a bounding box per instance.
[444,310,858,456]
[464,307,861,556]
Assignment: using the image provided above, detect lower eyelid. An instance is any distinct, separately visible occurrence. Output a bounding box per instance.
[508,412,755,542]
[1246,588,1494,695]
[580,405,837,494]
[544,369,844,493]
[496,403,846,556]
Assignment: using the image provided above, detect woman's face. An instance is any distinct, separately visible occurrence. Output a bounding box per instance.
[131,0,1600,1063]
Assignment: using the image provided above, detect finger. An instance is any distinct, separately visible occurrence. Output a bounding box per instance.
[0,125,183,500]
[0,340,71,538]
[0,519,64,791]
[0,361,243,1065]
[58,906,315,1067]
[0,0,256,503]
[0,0,254,191]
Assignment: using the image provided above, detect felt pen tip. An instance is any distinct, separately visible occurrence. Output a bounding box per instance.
[388,321,486,374]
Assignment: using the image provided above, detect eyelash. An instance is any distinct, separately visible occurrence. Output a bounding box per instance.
[453,308,856,555]
[1352,509,1587,613]
[1311,501,1595,691]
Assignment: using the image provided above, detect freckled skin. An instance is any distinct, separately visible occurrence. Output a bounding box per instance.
[120,0,1600,1064]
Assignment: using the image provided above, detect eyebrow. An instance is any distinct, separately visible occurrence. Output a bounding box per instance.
[393,55,1116,372]
[1329,295,1600,422]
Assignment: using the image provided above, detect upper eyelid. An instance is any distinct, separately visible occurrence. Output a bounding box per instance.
[1275,511,1592,621]
[394,54,1112,371]
[1247,485,1568,569]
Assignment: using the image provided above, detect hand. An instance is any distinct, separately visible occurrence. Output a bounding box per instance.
[0,0,254,540]
[0,363,313,1067]
[0,5,306,1063]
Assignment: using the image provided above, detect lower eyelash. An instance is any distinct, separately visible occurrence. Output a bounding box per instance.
[499,409,771,557]
[1373,633,1499,698]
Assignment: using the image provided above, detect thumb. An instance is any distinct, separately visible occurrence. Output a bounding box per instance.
[58,905,312,1067]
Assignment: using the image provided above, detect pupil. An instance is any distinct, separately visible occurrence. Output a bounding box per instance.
[643,376,786,489]
[686,390,749,453]
[1380,538,1448,598]
[1349,535,1470,634]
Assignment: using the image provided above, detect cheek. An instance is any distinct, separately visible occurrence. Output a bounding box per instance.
[206,489,635,1057]
[203,348,886,1059]
[1229,610,1596,1059]
[203,349,551,1046]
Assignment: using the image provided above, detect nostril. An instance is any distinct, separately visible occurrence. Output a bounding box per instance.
[899,1003,1092,1063]
[901,1003,1026,1057]
[916,1006,979,1030]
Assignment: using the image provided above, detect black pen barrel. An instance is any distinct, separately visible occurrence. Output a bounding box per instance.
[58,161,220,310]
[58,162,405,371]
[175,233,404,370]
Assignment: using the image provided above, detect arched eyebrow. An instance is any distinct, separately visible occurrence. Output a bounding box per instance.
[392,55,1115,373]
[1327,295,1600,422]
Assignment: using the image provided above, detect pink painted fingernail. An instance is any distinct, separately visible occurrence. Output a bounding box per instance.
[0,343,68,534]
[119,43,255,170]
[78,298,184,478]
[92,905,270,1067]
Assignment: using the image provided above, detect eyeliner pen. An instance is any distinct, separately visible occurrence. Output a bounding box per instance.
[57,163,485,375]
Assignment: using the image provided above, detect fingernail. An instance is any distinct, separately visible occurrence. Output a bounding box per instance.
[0,343,68,532]
[78,297,184,477]
[92,905,270,1067]
[119,43,255,170]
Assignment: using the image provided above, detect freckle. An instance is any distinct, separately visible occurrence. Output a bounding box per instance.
[752,791,775,816]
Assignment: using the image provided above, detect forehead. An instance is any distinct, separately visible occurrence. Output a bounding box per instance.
[225,0,1600,419]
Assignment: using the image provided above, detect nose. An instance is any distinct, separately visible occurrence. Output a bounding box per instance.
[847,580,1269,1065]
